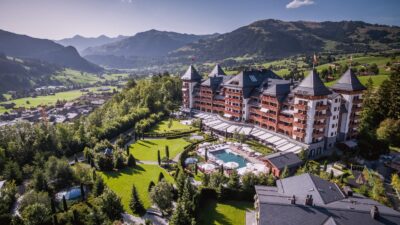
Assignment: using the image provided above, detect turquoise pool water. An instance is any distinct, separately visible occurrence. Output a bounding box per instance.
[211,149,248,168]
[65,187,82,200]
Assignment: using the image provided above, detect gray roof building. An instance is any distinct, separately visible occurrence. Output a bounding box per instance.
[255,173,400,225]
[181,65,202,81]
[331,69,366,92]
[293,70,331,96]
[262,152,302,170]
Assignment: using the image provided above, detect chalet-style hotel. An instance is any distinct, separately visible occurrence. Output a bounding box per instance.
[181,64,366,158]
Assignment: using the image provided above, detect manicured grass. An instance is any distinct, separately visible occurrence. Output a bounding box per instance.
[0,86,118,113]
[149,119,192,133]
[52,69,102,84]
[99,165,173,214]
[197,199,252,225]
[129,138,191,161]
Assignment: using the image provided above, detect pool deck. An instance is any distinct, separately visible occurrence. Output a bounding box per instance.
[199,143,264,165]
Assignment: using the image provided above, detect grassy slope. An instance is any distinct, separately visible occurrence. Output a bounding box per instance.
[129,138,191,161]
[0,86,118,113]
[99,165,173,213]
[197,199,253,225]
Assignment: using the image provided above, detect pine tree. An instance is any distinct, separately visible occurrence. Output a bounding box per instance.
[62,195,68,211]
[51,198,56,214]
[92,169,97,180]
[80,183,85,201]
[157,150,161,165]
[127,154,136,167]
[165,146,169,160]
[158,172,165,182]
[205,149,208,162]
[329,169,334,180]
[93,176,105,197]
[148,181,155,192]
[227,170,240,189]
[129,184,144,214]
[195,163,198,175]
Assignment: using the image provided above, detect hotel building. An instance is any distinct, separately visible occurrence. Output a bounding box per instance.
[181,64,365,157]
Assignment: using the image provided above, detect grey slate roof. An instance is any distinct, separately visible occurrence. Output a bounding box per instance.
[255,173,400,225]
[224,69,281,98]
[262,152,302,170]
[208,64,226,77]
[201,75,229,92]
[331,69,366,91]
[292,70,331,96]
[181,65,202,81]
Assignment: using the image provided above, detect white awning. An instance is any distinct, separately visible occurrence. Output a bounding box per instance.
[260,108,269,113]
[223,113,232,118]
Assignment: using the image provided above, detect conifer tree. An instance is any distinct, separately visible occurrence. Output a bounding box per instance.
[129,184,144,214]
[62,195,68,211]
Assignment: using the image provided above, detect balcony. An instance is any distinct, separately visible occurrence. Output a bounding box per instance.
[294,113,307,120]
[312,132,324,139]
[293,122,307,129]
[293,130,306,138]
[294,104,308,111]
[313,123,325,129]
[314,114,328,120]
[316,104,329,111]
[263,120,276,127]
[279,116,293,123]
[278,124,293,134]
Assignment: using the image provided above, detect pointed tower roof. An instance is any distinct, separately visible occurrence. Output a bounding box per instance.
[181,65,202,81]
[208,64,226,77]
[293,70,331,96]
[331,69,366,91]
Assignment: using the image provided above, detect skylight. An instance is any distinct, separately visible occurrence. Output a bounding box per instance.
[249,75,257,82]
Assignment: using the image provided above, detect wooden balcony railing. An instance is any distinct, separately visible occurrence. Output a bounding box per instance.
[294,113,307,120]
[313,123,325,129]
[293,122,307,129]
[315,104,329,111]
[293,130,306,138]
[294,104,308,111]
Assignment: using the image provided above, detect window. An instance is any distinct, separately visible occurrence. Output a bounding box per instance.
[249,75,257,82]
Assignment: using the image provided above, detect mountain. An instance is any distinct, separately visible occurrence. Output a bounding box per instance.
[0,54,62,93]
[82,29,219,58]
[170,19,400,62]
[56,34,128,52]
[0,29,103,73]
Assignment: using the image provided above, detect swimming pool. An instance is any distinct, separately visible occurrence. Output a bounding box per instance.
[211,149,248,168]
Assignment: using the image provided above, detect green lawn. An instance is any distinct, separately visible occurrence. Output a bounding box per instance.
[197,199,253,225]
[52,69,102,84]
[0,86,118,113]
[149,119,192,133]
[99,165,173,214]
[325,75,389,88]
[129,138,191,161]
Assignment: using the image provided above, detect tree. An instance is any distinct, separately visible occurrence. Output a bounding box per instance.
[129,184,144,214]
[157,150,161,165]
[21,203,51,225]
[93,176,105,197]
[165,146,169,160]
[209,172,226,190]
[241,172,258,192]
[227,170,240,189]
[127,154,136,167]
[32,170,48,192]
[280,166,289,179]
[80,183,85,201]
[391,174,400,191]
[62,196,68,211]
[195,163,198,175]
[205,149,208,162]
[176,172,187,197]
[149,181,174,215]
[376,119,400,147]
[148,181,155,192]
[3,161,23,184]
[329,169,334,180]
[50,198,56,214]
[99,189,124,220]
[114,154,125,170]
[298,149,307,161]
[158,172,165,182]
[45,156,75,189]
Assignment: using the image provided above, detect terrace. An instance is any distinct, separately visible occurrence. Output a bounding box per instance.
[194,112,307,154]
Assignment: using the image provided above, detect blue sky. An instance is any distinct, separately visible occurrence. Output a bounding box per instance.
[0,0,399,39]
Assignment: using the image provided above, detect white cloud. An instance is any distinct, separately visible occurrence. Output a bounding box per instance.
[286,0,315,9]
[121,0,133,3]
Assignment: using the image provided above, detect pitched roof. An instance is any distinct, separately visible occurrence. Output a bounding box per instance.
[181,65,202,81]
[201,75,229,92]
[224,69,281,98]
[208,64,226,77]
[255,173,400,225]
[331,69,366,91]
[262,152,302,170]
[292,70,331,96]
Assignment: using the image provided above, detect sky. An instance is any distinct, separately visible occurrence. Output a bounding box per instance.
[0,0,399,40]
